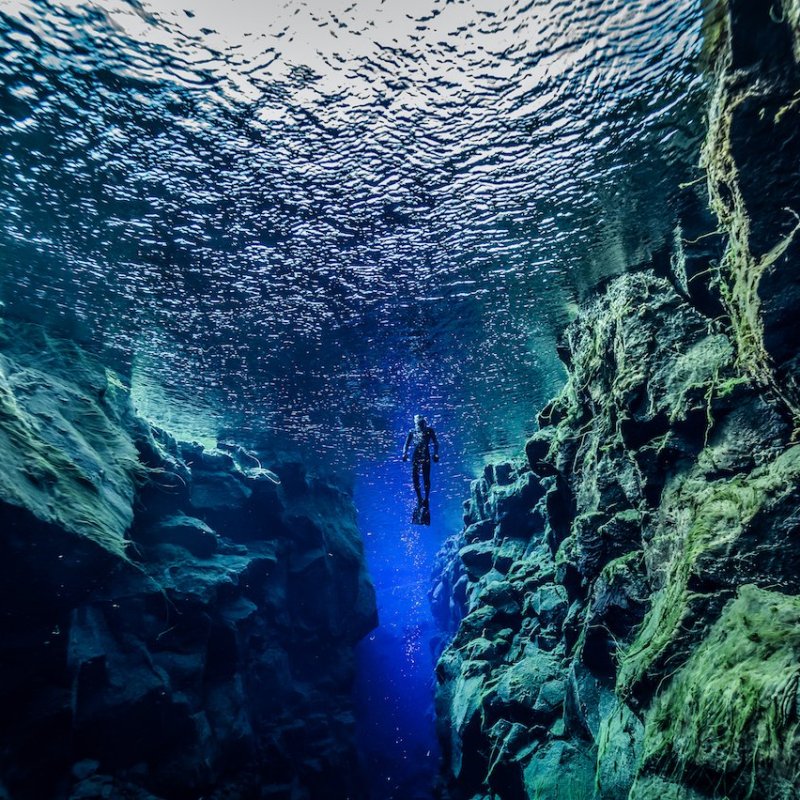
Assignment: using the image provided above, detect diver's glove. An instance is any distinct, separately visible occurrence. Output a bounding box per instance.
[433,454,439,463]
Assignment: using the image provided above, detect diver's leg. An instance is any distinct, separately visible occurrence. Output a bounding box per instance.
[412,461,423,504]
[423,459,431,503]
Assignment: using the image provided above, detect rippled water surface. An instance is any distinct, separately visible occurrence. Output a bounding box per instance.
[1,0,705,469]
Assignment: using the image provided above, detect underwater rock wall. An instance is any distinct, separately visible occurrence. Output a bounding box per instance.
[433,3,800,799]
[0,319,376,800]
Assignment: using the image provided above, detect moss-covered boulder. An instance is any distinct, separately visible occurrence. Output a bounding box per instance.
[639,585,800,798]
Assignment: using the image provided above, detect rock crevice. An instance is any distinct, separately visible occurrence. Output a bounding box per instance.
[433,3,800,798]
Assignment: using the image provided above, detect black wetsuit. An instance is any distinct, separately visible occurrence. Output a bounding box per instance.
[403,425,439,504]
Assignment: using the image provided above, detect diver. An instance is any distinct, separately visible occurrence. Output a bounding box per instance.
[402,415,439,525]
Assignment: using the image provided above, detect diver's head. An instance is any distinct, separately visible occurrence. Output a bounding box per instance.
[414,414,427,430]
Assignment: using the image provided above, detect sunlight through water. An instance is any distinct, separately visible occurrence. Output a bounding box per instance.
[0,0,705,470]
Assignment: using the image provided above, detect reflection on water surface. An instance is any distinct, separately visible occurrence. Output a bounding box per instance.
[1,0,705,471]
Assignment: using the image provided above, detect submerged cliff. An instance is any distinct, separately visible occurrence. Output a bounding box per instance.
[0,319,377,799]
[433,3,800,799]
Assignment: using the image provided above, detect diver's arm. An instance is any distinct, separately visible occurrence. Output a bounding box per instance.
[431,429,439,461]
[402,431,413,460]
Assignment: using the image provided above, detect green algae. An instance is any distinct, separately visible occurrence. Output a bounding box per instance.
[618,444,800,697]
[640,584,800,798]
[0,322,142,558]
[701,2,800,421]
[629,774,716,800]
[595,701,643,799]
[523,741,597,800]
[597,548,644,592]
[440,238,800,797]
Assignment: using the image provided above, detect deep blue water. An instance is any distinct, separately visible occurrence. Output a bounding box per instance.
[352,404,470,798]
[353,460,456,800]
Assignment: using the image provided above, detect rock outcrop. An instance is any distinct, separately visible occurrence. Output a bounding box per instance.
[0,319,377,800]
[433,3,800,799]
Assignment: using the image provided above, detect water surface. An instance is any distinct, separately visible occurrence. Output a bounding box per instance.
[1,0,706,471]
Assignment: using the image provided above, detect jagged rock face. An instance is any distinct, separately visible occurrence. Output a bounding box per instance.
[435,269,800,799]
[433,6,800,799]
[0,321,377,800]
[702,0,800,410]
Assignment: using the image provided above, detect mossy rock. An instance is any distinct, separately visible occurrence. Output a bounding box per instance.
[629,775,712,800]
[0,323,142,558]
[618,444,800,697]
[641,584,800,798]
[596,702,643,800]
[522,740,597,799]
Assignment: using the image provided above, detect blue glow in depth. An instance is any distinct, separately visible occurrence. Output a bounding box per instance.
[353,449,468,799]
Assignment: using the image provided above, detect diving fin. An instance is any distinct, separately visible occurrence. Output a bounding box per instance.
[412,500,431,526]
